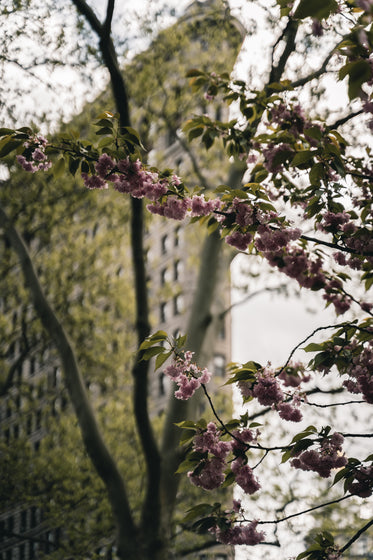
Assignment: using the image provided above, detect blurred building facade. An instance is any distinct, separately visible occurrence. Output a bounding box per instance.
[0,1,244,559]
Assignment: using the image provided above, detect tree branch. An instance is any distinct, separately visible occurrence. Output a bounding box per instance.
[291,49,335,89]
[340,517,373,554]
[257,495,351,525]
[71,1,162,551]
[267,18,299,86]
[327,109,364,131]
[103,0,115,37]
[70,0,103,36]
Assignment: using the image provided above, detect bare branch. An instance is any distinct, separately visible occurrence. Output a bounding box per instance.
[340,518,373,554]
[104,0,115,37]
[327,109,364,131]
[267,18,299,86]
[257,495,351,525]
[291,49,335,88]
[70,0,103,35]
[300,233,373,256]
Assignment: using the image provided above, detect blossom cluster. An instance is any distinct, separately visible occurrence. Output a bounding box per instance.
[291,432,347,478]
[346,463,373,497]
[16,139,371,317]
[164,350,212,400]
[16,135,51,173]
[210,519,265,546]
[187,421,261,495]
[260,102,324,173]
[238,365,305,422]
[81,153,222,220]
[342,340,373,403]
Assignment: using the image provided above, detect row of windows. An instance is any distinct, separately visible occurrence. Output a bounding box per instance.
[0,508,42,542]
[0,529,60,559]
[0,366,62,422]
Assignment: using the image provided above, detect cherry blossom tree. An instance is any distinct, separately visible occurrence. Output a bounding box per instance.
[2,1,373,559]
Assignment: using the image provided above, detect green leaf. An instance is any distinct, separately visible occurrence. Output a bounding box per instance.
[188,127,204,142]
[0,138,23,158]
[96,111,114,119]
[68,157,80,176]
[98,137,114,148]
[303,342,324,352]
[95,127,113,136]
[202,131,214,150]
[52,157,65,179]
[139,330,168,350]
[309,162,324,186]
[95,119,114,128]
[185,69,206,78]
[175,334,187,348]
[291,150,313,167]
[142,347,164,361]
[294,0,338,19]
[304,127,323,140]
[339,60,372,99]
[0,128,15,137]
[155,350,172,370]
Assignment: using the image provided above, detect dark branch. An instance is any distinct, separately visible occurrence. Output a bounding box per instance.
[340,517,373,554]
[267,18,299,86]
[71,0,103,35]
[104,0,115,37]
[327,109,364,131]
[291,49,334,88]
[257,495,351,525]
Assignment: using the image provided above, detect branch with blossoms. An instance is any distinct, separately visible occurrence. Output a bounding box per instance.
[3,113,373,322]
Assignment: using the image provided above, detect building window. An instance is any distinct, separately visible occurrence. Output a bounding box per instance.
[160,302,167,323]
[6,550,12,560]
[7,516,14,535]
[30,507,38,528]
[173,295,183,316]
[159,373,165,397]
[19,544,26,560]
[29,357,36,377]
[213,354,226,377]
[174,226,181,247]
[160,268,168,286]
[29,541,37,559]
[20,510,28,532]
[26,415,33,435]
[36,410,42,430]
[161,234,168,255]
[13,424,19,440]
[173,260,182,281]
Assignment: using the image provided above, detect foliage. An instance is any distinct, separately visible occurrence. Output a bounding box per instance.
[2,0,373,559]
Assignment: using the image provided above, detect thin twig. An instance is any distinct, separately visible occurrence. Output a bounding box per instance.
[340,517,373,554]
[257,495,351,525]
